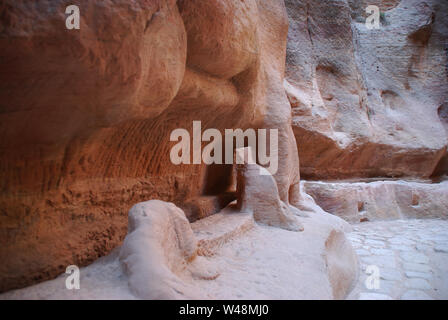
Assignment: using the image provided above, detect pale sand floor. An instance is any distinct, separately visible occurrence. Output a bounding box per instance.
[1,218,447,300]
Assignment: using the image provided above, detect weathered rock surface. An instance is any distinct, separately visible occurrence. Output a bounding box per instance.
[119,200,218,300]
[325,230,358,299]
[303,180,448,222]
[235,147,304,231]
[0,0,308,292]
[285,0,448,180]
[0,198,357,300]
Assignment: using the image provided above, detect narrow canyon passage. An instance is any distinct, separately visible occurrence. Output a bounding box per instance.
[0,0,447,303]
[347,219,448,300]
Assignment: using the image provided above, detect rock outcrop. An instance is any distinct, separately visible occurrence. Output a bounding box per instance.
[119,147,356,299]
[325,230,358,300]
[119,200,218,300]
[303,180,448,222]
[235,147,304,231]
[118,197,357,300]
[0,0,307,292]
[285,0,448,180]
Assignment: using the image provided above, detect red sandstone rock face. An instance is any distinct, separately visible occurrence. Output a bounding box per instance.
[0,0,302,292]
[285,0,448,180]
[1,0,446,295]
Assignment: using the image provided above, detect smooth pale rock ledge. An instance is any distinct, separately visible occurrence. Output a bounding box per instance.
[0,200,357,300]
[303,180,448,222]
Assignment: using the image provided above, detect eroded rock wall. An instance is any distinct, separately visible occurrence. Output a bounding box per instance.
[303,180,448,223]
[285,0,448,180]
[0,0,301,292]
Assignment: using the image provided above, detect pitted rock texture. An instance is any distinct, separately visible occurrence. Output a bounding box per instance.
[0,0,305,292]
[235,147,304,232]
[285,0,448,180]
[119,200,218,300]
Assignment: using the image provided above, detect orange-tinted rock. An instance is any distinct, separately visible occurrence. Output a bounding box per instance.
[0,0,304,292]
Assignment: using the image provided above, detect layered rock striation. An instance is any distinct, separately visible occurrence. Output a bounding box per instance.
[0,0,307,292]
[285,0,448,179]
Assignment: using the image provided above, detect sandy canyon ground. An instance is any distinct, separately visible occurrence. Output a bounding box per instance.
[0,0,447,300]
[0,207,350,300]
[1,210,447,300]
